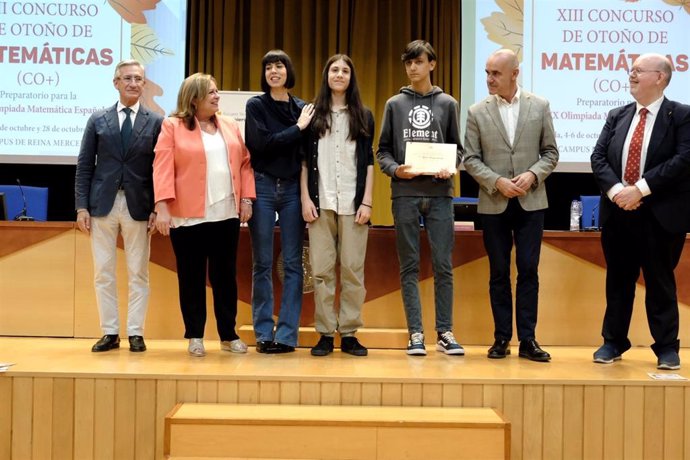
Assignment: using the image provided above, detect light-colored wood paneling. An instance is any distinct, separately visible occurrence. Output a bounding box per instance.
[155,380,177,460]
[624,386,644,460]
[543,385,564,460]
[503,385,523,460]
[3,339,690,460]
[644,387,665,460]
[563,385,584,460]
[134,379,156,460]
[114,379,136,460]
[0,378,12,460]
[523,385,544,460]
[32,377,53,460]
[5,225,690,349]
[603,386,625,460]
[93,379,115,460]
[73,378,95,460]
[11,376,32,460]
[52,378,74,460]
[166,404,509,460]
[0,232,75,336]
[664,386,684,460]
[583,385,605,460]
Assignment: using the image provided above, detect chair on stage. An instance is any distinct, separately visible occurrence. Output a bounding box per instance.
[452,196,479,229]
[580,195,600,231]
[0,185,49,221]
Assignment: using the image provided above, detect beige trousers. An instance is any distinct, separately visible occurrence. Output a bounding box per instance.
[308,210,368,336]
[90,191,150,336]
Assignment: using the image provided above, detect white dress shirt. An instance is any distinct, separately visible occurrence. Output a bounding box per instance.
[317,107,357,215]
[496,86,521,145]
[117,100,140,128]
[607,94,664,200]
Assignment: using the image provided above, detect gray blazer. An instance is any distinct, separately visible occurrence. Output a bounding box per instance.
[75,103,164,220]
[464,90,559,214]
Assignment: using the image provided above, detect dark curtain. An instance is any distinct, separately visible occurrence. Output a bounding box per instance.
[187,0,461,225]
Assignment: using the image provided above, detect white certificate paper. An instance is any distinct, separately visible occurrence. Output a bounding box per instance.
[404,142,457,175]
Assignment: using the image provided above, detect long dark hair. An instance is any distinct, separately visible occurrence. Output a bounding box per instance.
[311,54,369,140]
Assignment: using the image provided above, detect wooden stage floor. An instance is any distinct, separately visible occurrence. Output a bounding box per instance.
[1,337,688,384]
[2,338,690,460]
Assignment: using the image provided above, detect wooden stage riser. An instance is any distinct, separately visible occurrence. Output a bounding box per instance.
[2,376,689,460]
[5,225,690,348]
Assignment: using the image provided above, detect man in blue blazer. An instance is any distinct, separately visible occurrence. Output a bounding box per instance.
[591,53,690,370]
[75,60,164,352]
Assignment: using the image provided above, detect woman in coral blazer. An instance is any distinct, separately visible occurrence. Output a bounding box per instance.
[153,72,255,357]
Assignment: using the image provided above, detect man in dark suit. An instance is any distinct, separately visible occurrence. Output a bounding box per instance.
[591,53,690,370]
[464,49,559,362]
[75,59,164,352]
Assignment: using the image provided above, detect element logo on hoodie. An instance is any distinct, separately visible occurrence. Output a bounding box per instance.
[404,104,438,141]
[408,104,432,129]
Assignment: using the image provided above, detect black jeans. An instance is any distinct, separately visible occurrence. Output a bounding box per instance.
[481,199,544,341]
[601,207,684,355]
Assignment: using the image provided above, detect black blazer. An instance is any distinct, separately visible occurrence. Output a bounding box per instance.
[591,97,690,234]
[75,103,164,220]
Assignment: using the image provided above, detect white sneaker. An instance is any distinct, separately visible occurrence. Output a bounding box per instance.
[221,339,248,354]
[188,338,206,357]
[406,332,427,356]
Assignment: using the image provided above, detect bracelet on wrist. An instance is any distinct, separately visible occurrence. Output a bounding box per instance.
[241,198,253,205]
[361,203,372,208]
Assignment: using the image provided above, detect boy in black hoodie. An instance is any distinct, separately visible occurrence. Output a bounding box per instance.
[377,40,464,356]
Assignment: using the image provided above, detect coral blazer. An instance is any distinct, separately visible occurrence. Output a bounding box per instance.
[153,115,255,218]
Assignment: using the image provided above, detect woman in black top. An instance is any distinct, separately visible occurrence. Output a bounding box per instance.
[244,49,314,353]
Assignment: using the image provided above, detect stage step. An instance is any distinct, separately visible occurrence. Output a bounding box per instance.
[238,325,410,349]
[165,403,510,460]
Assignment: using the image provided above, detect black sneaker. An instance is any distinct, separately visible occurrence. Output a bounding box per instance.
[341,336,368,356]
[310,336,334,356]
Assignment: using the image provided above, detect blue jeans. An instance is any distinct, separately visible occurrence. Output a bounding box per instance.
[392,196,454,334]
[248,172,304,347]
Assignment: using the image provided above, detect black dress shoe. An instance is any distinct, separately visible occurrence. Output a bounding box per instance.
[128,335,146,352]
[519,339,551,362]
[256,341,274,353]
[488,339,511,359]
[266,342,295,354]
[341,336,368,356]
[92,334,120,352]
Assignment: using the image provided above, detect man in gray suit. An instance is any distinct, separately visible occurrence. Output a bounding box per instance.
[75,59,164,352]
[464,49,559,362]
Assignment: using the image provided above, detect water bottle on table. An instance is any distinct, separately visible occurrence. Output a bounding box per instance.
[570,200,582,231]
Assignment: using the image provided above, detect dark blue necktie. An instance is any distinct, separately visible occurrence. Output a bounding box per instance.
[121,107,133,151]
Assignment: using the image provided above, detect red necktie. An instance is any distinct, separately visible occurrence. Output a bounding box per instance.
[623,108,649,185]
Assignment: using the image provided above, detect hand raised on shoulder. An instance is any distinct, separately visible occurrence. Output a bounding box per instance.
[297,103,315,130]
